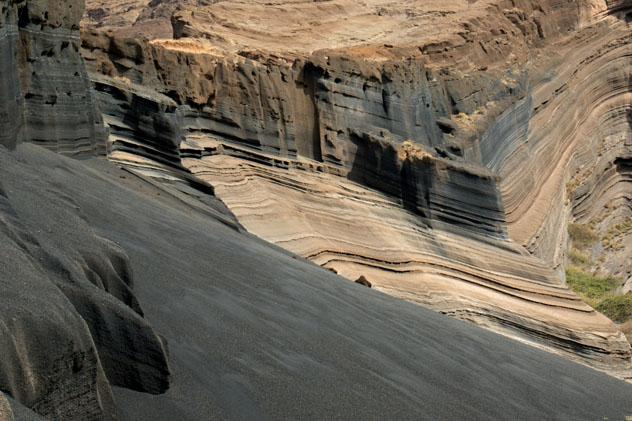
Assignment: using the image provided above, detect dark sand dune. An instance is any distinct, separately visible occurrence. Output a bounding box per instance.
[1,144,632,420]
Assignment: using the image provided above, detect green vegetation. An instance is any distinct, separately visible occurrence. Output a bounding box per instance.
[565,268,620,307]
[596,295,632,323]
[568,223,598,249]
[566,268,632,333]
[565,222,632,342]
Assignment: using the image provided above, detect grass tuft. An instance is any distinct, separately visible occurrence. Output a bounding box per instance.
[596,295,632,324]
[568,249,589,266]
[565,268,620,306]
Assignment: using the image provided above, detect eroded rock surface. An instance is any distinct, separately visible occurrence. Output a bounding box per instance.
[1,0,632,418]
[0,0,106,155]
[4,143,632,420]
[0,393,12,421]
[80,0,632,378]
[0,0,170,419]
[0,143,171,419]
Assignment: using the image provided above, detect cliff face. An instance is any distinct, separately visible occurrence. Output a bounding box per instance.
[80,0,632,378]
[1,1,632,418]
[0,1,169,419]
[0,0,106,155]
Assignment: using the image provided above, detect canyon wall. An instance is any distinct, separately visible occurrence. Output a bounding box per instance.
[80,0,632,377]
[0,1,169,419]
[0,0,106,155]
[0,0,630,417]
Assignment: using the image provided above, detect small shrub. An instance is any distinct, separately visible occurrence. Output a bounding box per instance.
[568,249,589,266]
[568,223,598,249]
[596,294,632,323]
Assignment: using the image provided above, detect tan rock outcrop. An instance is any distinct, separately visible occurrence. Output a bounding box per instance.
[0,393,12,421]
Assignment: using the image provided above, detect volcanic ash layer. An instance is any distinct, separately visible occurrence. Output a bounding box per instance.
[81,0,632,377]
[1,142,632,420]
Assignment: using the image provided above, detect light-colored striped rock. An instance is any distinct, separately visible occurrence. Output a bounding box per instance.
[0,393,13,421]
[81,0,632,378]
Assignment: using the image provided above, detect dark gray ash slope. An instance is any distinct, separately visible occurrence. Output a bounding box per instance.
[1,143,631,420]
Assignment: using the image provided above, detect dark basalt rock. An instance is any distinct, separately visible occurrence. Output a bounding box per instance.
[355,275,372,288]
[0,145,171,419]
[0,1,170,418]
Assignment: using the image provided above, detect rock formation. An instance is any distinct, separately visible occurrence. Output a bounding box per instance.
[2,0,632,418]
[0,141,630,420]
[0,147,171,420]
[0,0,106,155]
[0,1,169,419]
[0,393,11,421]
[80,0,632,379]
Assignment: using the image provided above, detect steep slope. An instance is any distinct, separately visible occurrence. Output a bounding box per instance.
[0,1,169,419]
[1,142,632,420]
[80,0,632,377]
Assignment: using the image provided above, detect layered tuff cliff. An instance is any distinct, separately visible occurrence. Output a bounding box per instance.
[0,0,107,154]
[79,0,632,378]
[0,1,170,419]
[2,0,632,419]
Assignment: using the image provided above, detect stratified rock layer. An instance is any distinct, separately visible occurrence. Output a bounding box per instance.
[81,0,632,377]
[0,0,106,155]
[0,0,170,419]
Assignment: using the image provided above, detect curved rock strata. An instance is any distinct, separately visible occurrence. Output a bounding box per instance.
[5,142,632,420]
[81,0,632,377]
